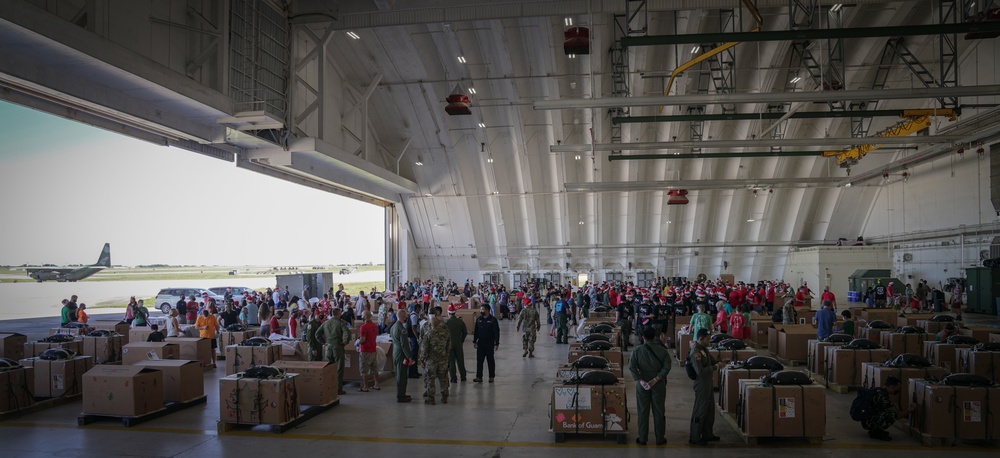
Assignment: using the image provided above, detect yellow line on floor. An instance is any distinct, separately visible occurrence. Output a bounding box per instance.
[1,421,997,452]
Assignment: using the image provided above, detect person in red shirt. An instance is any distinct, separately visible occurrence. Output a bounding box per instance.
[714,308,728,334]
[765,283,776,312]
[820,286,837,309]
[358,311,380,392]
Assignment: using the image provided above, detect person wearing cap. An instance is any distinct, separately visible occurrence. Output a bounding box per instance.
[318,308,351,395]
[445,304,468,383]
[629,326,672,446]
[419,314,451,404]
[358,311,380,392]
[516,299,541,358]
[689,328,726,445]
[472,304,501,383]
[391,309,414,402]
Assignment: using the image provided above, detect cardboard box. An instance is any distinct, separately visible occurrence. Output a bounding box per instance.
[134,360,204,403]
[277,340,309,361]
[128,327,156,343]
[82,365,164,416]
[550,382,628,433]
[219,373,300,425]
[795,308,816,326]
[80,334,124,364]
[569,347,623,366]
[823,347,892,386]
[991,332,1000,344]
[90,321,131,343]
[857,327,891,344]
[719,367,770,414]
[740,379,826,437]
[956,349,1000,382]
[960,326,997,342]
[778,325,817,362]
[49,327,89,337]
[807,340,840,376]
[675,331,692,361]
[343,342,392,381]
[860,309,898,323]
[767,324,783,353]
[0,333,27,360]
[750,320,772,347]
[24,340,82,358]
[224,344,281,375]
[910,380,1000,439]
[897,314,936,327]
[455,309,479,332]
[922,341,971,372]
[556,363,624,380]
[121,342,179,366]
[916,320,948,335]
[217,329,260,348]
[0,366,34,413]
[878,332,934,357]
[861,363,950,408]
[272,360,338,406]
[165,337,213,367]
[19,355,93,398]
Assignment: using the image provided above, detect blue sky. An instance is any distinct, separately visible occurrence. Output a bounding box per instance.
[0,102,385,266]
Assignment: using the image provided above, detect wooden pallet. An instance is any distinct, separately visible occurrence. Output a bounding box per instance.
[747,341,767,349]
[0,394,81,422]
[825,382,855,394]
[217,398,339,434]
[718,410,823,445]
[907,426,1000,447]
[78,395,207,427]
[551,430,627,444]
[776,357,806,367]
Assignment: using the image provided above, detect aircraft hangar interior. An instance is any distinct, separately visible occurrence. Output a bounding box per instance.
[1,0,1000,456]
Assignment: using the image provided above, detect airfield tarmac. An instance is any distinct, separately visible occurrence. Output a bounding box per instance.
[0,270,384,320]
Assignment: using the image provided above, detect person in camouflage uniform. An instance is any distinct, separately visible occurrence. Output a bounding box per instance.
[516,301,541,357]
[318,308,352,395]
[861,376,910,440]
[419,315,452,404]
[304,307,324,361]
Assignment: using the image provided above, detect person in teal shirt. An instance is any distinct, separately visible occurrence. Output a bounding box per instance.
[689,304,712,339]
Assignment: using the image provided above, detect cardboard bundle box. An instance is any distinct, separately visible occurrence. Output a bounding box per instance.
[706,349,758,385]
[750,320,772,347]
[860,309,898,323]
[910,379,1000,439]
[278,340,309,362]
[121,342,179,366]
[739,379,826,437]
[48,327,90,337]
[897,314,936,327]
[217,329,260,348]
[343,342,392,381]
[807,340,841,376]
[776,325,817,362]
[586,331,621,349]
[823,347,892,386]
[80,334,124,364]
[675,331,692,360]
[960,326,997,343]
[165,337,214,367]
[860,362,950,407]
[455,309,479,332]
[568,347,623,366]
[956,349,1000,382]
[992,332,1000,343]
[857,327,891,344]
[916,320,949,335]
[794,309,816,326]
[718,367,770,414]
[879,332,934,357]
[555,363,623,380]
[128,327,156,343]
[219,373,300,425]
[82,365,164,416]
[0,333,27,360]
[272,360,338,406]
[224,344,281,375]
[24,340,82,358]
[134,360,204,403]
[89,321,131,343]
[19,355,93,398]
[0,366,35,413]
[922,341,971,372]
[550,382,628,434]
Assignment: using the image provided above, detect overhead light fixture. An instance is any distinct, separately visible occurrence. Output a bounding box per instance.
[424,193,432,197]
[487,157,494,163]
[478,122,486,128]
[691,46,701,54]
[665,221,672,224]
[831,3,843,12]
[492,191,499,195]
[457,56,466,63]
[568,54,576,59]
[747,218,755,222]
[844,183,852,188]
[498,221,504,226]
[346,31,360,40]
[564,17,573,26]
[790,76,802,84]
[578,221,585,225]
[575,155,581,160]
[415,156,424,166]
[468,87,476,94]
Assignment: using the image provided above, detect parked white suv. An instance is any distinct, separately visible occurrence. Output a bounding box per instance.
[208,286,255,304]
[155,287,226,314]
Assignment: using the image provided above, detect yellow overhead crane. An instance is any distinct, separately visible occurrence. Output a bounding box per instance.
[823,108,957,169]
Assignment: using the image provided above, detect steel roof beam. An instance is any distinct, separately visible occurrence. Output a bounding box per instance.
[607,151,823,161]
[620,21,1000,46]
[551,135,964,152]
[612,109,909,124]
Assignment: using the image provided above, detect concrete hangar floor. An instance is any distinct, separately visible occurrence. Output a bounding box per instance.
[0,312,997,457]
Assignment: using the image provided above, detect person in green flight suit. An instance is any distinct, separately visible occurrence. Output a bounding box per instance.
[391,309,414,402]
[304,307,324,361]
[445,305,468,383]
[318,307,351,395]
[689,328,726,445]
[629,326,672,446]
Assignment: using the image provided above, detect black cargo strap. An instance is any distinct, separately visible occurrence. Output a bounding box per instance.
[572,385,580,434]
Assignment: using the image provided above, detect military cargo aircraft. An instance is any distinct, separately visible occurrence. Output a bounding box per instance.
[26,243,111,282]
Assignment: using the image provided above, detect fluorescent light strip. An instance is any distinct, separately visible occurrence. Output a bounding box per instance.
[458,56,466,63]
[469,87,476,94]
[346,31,360,40]
[565,18,573,26]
